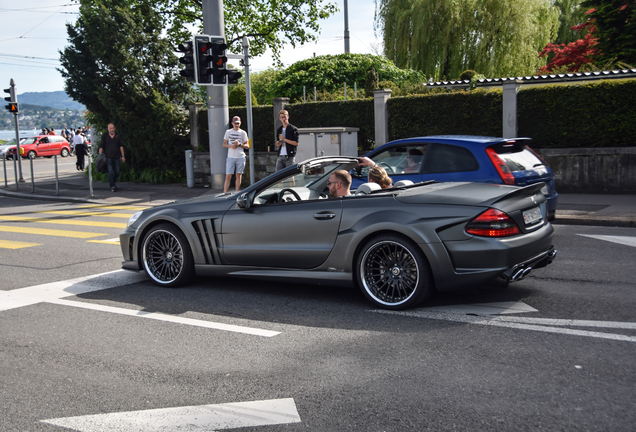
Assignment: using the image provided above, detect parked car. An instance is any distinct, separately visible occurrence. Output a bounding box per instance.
[0,137,26,159]
[120,156,556,310]
[353,136,558,221]
[5,135,72,159]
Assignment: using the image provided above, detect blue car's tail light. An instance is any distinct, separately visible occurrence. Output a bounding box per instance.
[486,148,515,185]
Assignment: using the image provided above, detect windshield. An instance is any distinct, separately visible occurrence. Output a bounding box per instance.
[22,137,38,145]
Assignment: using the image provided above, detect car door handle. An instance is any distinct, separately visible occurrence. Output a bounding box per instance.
[314,212,336,220]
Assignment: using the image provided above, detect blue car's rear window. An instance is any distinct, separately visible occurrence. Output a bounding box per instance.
[491,142,544,172]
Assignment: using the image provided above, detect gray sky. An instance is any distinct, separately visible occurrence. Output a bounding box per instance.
[0,0,382,95]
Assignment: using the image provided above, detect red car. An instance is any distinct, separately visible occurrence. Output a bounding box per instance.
[6,135,72,159]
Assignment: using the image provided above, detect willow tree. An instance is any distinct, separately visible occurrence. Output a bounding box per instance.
[375,0,560,80]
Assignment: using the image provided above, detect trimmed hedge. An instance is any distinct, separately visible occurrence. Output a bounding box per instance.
[387,89,503,140]
[518,79,636,148]
[197,79,636,152]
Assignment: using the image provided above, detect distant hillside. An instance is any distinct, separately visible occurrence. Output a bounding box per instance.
[17,91,86,111]
[1,103,86,131]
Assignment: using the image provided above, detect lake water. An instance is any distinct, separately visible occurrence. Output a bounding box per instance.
[0,130,40,141]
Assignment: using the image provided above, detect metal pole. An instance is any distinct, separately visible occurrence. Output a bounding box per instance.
[303,86,306,103]
[203,0,229,190]
[9,79,24,182]
[344,0,350,53]
[88,152,93,197]
[54,155,59,195]
[344,82,347,101]
[243,36,255,186]
[2,154,7,187]
[12,153,18,190]
[29,153,34,193]
[314,87,317,101]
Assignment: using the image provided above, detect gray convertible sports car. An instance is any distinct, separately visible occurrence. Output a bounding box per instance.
[120,156,556,310]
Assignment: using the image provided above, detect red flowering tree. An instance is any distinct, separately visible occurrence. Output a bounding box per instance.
[538,9,599,74]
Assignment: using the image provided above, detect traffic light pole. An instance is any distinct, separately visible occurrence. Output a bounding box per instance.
[4,79,24,182]
[203,0,228,190]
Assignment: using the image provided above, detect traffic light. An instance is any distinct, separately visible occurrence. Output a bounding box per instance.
[195,35,214,85]
[209,37,228,85]
[4,86,18,113]
[177,41,195,82]
[227,69,242,85]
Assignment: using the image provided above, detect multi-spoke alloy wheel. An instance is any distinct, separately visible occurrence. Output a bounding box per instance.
[142,224,193,287]
[357,234,432,309]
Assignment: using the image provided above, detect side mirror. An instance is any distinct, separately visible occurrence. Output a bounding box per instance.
[236,192,252,209]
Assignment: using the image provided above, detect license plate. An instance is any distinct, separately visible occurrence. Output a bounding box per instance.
[523,207,542,224]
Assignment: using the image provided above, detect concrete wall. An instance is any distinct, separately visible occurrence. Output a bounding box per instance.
[539,147,636,193]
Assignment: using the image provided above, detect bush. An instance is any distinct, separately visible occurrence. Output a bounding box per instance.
[229,85,259,107]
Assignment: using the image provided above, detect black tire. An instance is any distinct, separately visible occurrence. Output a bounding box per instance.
[60,148,69,157]
[27,150,37,159]
[356,234,433,310]
[141,223,194,287]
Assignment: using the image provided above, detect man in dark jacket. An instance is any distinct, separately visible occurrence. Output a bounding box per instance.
[98,123,125,192]
[275,110,299,171]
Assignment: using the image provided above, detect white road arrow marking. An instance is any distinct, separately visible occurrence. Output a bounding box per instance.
[578,234,636,248]
[41,398,301,431]
[0,270,279,337]
[421,301,537,315]
[373,304,636,343]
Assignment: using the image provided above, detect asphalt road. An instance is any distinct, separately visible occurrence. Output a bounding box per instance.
[1,198,635,431]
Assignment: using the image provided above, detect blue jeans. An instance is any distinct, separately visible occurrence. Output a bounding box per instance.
[106,157,120,188]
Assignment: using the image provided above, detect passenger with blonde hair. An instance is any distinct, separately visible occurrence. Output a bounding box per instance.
[368,165,392,189]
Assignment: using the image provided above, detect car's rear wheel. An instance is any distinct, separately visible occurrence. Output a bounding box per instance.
[27,150,37,159]
[356,234,433,310]
[60,148,69,157]
[142,223,194,287]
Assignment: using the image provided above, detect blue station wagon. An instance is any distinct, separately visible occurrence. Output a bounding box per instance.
[352,135,558,220]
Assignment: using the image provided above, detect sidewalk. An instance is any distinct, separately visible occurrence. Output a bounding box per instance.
[1,171,635,228]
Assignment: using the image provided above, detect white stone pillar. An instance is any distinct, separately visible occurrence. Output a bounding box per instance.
[373,89,392,147]
[502,80,522,138]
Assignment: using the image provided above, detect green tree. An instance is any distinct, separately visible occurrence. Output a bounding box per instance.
[153,0,337,63]
[375,0,560,80]
[581,0,636,64]
[59,0,193,171]
[228,85,258,107]
[247,68,281,106]
[270,53,425,102]
[553,0,590,45]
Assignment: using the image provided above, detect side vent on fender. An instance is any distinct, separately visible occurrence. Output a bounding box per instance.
[192,219,221,264]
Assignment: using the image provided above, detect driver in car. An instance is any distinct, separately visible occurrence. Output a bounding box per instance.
[328,170,352,198]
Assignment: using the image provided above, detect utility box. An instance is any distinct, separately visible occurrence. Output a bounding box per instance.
[296,127,359,163]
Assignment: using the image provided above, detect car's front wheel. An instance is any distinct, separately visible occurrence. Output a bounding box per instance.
[356,234,433,310]
[141,223,194,287]
[60,148,69,157]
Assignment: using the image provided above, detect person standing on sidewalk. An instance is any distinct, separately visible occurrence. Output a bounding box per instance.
[73,128,87,171]
[222,116,249,193]
[275,110,299,171]
[98,123,125,192]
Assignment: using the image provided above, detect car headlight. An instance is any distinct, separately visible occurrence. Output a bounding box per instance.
[540,184,549,196]
[127,211,143,227]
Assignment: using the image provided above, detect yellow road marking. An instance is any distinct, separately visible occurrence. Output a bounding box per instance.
[0,239,42,249]
[0,215,126,229]
[78,204,150,211]
[0,225,107,238]
[87,239,120,244]
[34,210,133,219]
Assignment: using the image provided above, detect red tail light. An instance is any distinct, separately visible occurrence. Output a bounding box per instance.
[466,208,520,237]
[486,147,515,185]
